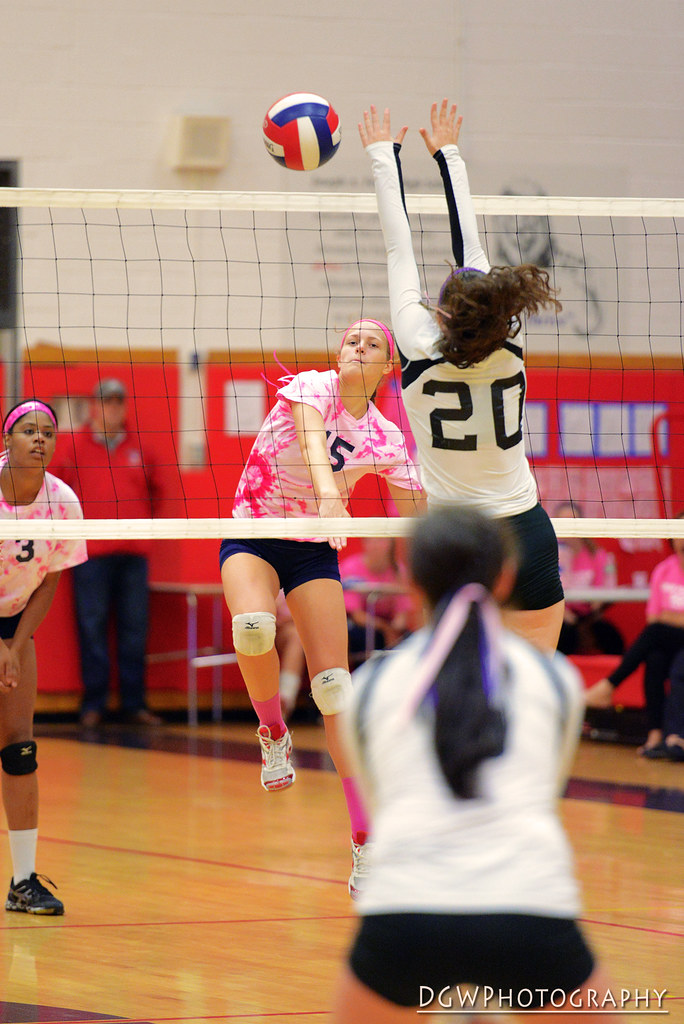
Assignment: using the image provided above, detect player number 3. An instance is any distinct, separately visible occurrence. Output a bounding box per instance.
[15,540,35,563]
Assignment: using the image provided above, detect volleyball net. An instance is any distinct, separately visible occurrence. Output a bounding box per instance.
[0,185,682,541]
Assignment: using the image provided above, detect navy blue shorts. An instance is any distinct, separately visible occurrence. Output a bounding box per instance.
[0,613,23,640]
[219,537,341,596]
[350,912,594,1008]
[505,504,564,611]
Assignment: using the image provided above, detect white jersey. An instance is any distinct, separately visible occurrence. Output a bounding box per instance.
[349,628,585,917]
[366,140,539,516]
[0,458,88,617]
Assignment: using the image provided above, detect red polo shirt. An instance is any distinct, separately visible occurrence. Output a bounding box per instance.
[57,424,161,559]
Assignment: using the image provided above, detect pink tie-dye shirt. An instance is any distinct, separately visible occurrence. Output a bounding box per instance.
[0,457,88,617]
[233,370,421,521]
[646,554,684,618]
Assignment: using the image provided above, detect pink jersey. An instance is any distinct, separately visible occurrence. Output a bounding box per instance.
[233,370,421,521]
[339,551,414,622]
[558,544,615,615]
[646,554,684,618]
[0,457,88,617]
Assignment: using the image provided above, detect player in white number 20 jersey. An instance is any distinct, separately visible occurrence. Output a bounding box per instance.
[360,100,566,653]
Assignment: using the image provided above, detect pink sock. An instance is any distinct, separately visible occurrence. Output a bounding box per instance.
[341,777,370,844]
[251,694,286,740]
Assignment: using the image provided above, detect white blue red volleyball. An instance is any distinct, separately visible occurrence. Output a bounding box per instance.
[263,93,341,171]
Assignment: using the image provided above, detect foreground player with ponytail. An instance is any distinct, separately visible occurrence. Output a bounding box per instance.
[220,320,423,896]
[332,507,623,1021]
[360,100,565,653]
[0,400,87,914]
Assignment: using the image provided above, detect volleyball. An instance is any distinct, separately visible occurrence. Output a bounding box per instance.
[262,93,341,171]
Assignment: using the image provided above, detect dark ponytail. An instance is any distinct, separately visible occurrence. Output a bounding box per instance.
[432,602,506,799]
[408,507,515,799]
[437,263,562,368]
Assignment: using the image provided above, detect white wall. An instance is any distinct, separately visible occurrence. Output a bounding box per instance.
[2,0,460,191]
[458,0,684,199]
[2,0,681,197]
[1,0,682,396]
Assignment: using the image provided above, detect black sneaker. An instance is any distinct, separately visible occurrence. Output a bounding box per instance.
[6,873,64,915]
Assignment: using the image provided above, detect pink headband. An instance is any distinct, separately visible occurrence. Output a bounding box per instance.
[341,319,395,360]
[3,400,57,434]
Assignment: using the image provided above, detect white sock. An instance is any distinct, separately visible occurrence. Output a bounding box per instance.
[8,828,38,883]
[279,670,302,707]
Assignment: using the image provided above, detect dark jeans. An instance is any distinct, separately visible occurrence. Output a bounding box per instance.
[663,652,684,738]
[72,555,150,715]
[608,622,684,732]
[348,621,387,660]
[557,615,625,657]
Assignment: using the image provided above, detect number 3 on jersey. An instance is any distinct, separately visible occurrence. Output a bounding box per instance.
[15,540,35,563]
[423,372,525,452]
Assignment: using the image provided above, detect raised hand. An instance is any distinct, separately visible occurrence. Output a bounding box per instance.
[358,105,408,149]
[419,99,462,156]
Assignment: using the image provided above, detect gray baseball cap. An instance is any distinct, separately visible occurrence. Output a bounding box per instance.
[92,378,127,400]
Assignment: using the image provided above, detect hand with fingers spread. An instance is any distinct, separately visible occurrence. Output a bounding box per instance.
[358,105,408,150]
[419,98,463,156]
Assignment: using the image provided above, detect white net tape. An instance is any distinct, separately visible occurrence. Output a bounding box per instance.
[0,517,682,541]
[0,186,681,542]
[1,187,682,217]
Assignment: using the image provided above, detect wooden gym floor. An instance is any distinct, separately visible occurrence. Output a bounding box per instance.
[0,717,682,1023]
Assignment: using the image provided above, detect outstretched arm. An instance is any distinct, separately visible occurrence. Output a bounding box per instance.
[359,106,441,361]
[420,99,490,273]
[291,402,350,551]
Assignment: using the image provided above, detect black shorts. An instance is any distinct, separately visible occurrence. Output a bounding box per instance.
[505,504,564,611]
[349,912,595,1009]
[0,613,23,640]
[218,537,341,596]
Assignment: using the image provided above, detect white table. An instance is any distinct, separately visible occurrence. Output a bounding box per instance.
[563,587,649,604]
[148,582,236,726]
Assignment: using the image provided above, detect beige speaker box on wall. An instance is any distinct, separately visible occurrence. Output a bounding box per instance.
[168,115,230,171]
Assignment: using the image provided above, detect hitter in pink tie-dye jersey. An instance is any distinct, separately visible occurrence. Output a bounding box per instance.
[233,367,419,521]
[221,320,424,899]
[0,400,87,917]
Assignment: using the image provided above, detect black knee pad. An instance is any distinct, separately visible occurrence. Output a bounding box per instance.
[1,741,38,775]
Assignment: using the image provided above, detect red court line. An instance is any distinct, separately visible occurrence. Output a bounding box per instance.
[580,916,684,939]
[0,913,353,933]
[0,829,344,888]
[2,832,680,944]
[2,1016,330,1023]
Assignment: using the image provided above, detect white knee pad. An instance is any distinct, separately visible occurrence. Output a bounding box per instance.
[311,667,353,716]
[232,612,276,656]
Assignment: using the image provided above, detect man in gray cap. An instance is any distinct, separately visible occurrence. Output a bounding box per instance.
[59,378,162,727]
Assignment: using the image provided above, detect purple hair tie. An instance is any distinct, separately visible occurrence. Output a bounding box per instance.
[438,267,486,306]
[3,400,57,435]
[398,583,503,727]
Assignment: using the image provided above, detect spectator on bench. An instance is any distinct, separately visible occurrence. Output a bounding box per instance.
[340,538,416,665]
[585,513,684,755]
[554,501,624,657]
